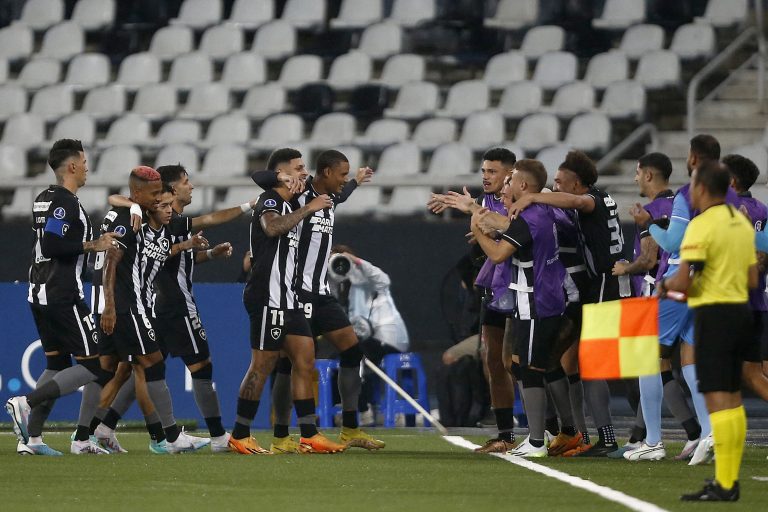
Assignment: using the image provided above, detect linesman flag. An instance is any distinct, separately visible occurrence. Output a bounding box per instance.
[579,297,660,380]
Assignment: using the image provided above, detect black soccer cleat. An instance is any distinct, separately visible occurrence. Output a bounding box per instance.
[681,480,740,502]
[571,438,618,458]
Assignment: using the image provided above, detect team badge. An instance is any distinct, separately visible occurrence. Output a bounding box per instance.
[159,238,170,252]
[147,329,156,341]
[270,328,281,340]
[92,332,99,343]
[199,328,207,341]
[53,207,66,219]
[62,224,69,235]
[114,225,126,236]
[264,199,277,208]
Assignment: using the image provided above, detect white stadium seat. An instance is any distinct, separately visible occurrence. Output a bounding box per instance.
[485,0,538,30]
[20,0,64,31]
[17,59,60,89]
[277,54,324,90]
[358,23,402,60]
[199,24,244,59]
[584,51,629,89]
[0,24,33,60]
[201,113,251,148]
[520,25,565,60]
[619,24,664,60]
[459,111,505,151]
[412,118,457,151]
[252,20,296,61]
[281,0,326,30]
[498,81,543,119]
[179,83,230,120]
[389,0,436,28]
[513,113,560,153]
[228,0,274,29]
[377,142,421,176]
[696,0,748,28]
[171,0,223,29]
[330,0,383,30]
[116,52,161,90]
[201,144,248,177]
[71,0,115,31]
[379,54,425,88]
[436,80,489,119]
[384,81,439,119]
[307,113,357,147]
[533,51,577,90]
[670,23,716,60]
[82,85,126,120]
[327,51,372,90]
[95,145,141,177]
[156,120,202,146]
[355,119,410,147]
[542,81,595,118]
[426,143,473,176]
[483,52,527,90]
[564,113,612,153]
[2,113,45,149]
[65,53,110,90]
[250,114,304,150]
[169,52,213,89]
[221,53,267,90]
[155,144,200,174]
[0,85,27,121]
[149,25,194,60]
[599,81,645,120]
[635,51,681,89]
[593,0,645,30]
[29,85,73,121]
[240,83,287,120]
[132,83,178,119]
[38,22,84,61]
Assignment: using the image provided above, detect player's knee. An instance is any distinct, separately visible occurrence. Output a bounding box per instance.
[544,366,566,383]
[659,344,675,359]
[143,361,166,382]
[521,367,545,388]
[96,369,116,388]
[275,356,292,375]
[46,353,72,371]
[190,362,213,381]
[339,343,363,368]
[77,357,102,379]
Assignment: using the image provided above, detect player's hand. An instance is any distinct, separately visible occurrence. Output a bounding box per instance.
[92,232,122,252]
[210,242,233,259]
[278,172,305,195]
[129,203,142,232]
[465,231,477,245]
[188,231,209,251]
[355,167,374,185]
[507,195,532,219]
[308,194,333,212]
[629,203,651,228]
[443,187,474,214]
[612,260,628,276]
[474,208,502,235]
[101,307,116,335]
[427,193,449,214]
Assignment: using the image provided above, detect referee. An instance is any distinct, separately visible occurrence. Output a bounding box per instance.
[661,160,756,502]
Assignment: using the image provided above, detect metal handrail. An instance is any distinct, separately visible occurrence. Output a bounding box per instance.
[596,123,658,173]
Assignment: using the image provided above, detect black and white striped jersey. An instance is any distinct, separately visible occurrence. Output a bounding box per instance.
[28,185,93,306]
[575,186,625,276]
[295,183,338,296]
[153,211,198,318]
[244,189,301,309]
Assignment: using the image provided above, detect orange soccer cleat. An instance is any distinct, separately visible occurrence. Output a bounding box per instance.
[228,436,272,455]
[299,433,347,454]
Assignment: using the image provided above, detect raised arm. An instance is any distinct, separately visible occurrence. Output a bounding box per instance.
[508,192,595,218]
[260,195,333,237]
[170,231,209,257]
[191,201,256,230]
[250,170,304,194]
[647,193,689,253]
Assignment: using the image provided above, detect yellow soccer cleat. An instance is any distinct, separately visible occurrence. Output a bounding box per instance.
[340,427,386,450]
[270,436,310,454]
[300,433,347,454]
[228,436,272,455]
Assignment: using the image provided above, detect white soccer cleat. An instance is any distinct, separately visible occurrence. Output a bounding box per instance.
[166,430,211,453]
[544,430,555,448]
[17,441,35,455]
[5,396,31,444]
[210,432,231,453]
[506,438,548,458]
[675,438,700,460]
[22,441,63,456]
[623,441,666,461]
[71,439,110,455]
[689,433,714,466]
[95,424,127,453]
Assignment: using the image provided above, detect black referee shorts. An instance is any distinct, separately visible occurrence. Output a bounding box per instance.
[514,315,562,369]
[30,300,99,357]
[694,304,754,393]
[154,313,210,359]
[298,291,351,335]
[247,304,312,351]
[747,310,766,363]
[97,309,159,360]
[482,305,508,330]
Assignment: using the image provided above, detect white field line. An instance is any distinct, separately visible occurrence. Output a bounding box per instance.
[443,435,670,512]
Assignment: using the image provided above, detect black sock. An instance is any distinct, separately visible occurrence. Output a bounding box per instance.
[583,431,590,444]
[629,426,646,444]
[146,421,165,442]
[204,417,226,438]
[561,425,577,436]
[682,418,702,441]
[88,416,101,435]
[545,416,560,436]
[494,407,515,442]
[294,398,319,438]
[102,408,121,430]
[164,424,180,443]
[74,425,90,441]
[273,424,289,438]
[598,424,616,445]
[529,439,544,448]
[342,410,358,429]
[232,398,259,440]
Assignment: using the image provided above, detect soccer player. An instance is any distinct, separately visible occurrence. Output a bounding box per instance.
[506,151,627,457]
[661,161,756,501]
[5,139,121,455]
[427,148,519,453]
[230,148,346,455]
[614,153,701,461]
[251,149,382,453]
[93,168,210,453]
[471,159,579,457]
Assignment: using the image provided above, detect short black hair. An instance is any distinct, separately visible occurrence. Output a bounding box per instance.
[690,134,720,162]
[316,149,349,176]
[722,153,760,191]
[157,164,188,185]
[482,147,517,168]
[161,182,175,194]
[637,152,673,181]
[266,148,303,171]
[560,150,597,186]
[514,159,547,191]
[48,139,83,172]
[694,160,730,197]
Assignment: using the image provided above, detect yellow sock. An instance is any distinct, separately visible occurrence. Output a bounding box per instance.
[710,406,746,490]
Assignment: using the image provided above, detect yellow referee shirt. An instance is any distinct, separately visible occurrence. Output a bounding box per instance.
[680,204,756,308]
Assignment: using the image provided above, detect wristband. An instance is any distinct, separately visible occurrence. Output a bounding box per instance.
[206,249,214,259]
[130,204,142,218]
[240,202,252,213]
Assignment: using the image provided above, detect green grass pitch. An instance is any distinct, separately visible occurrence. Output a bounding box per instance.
[0,431,766,511]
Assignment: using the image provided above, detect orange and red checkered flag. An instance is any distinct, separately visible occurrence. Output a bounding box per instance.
[579,297,660,380]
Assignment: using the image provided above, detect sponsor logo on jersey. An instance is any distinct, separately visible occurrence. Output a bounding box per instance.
[309,215,333,234]
[33,201,51,212]
[270,328,281,340]
[264,198,277,208]
[114,225,127,237]
[62,224,69,236]
[105,211,118,222]
[53,207,66,219]
[142,239,170,262]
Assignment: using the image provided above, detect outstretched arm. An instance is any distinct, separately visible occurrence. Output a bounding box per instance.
[507,192,595,218]
[191,200,256,230]
[261,195,333,237]
[648,193,689,253]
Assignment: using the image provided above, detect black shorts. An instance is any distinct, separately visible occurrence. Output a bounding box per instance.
[299,292,351,335]
[97,310,160,359]
[694,304,754,393]
[482,305,508,330]
[762,311,768,360]
[514,315,562,369]
[155,313,210,359]
[30,300,99,357]
[582,273,630,304]
[747,311,766,363]
[248,304,312,351]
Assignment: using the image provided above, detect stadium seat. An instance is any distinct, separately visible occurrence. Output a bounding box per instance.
[281,0,326,30]
[149,25,194,60]
[218,185,263,213]
[520,25,565,60]
[0,24,33,60]
[670,23,716,60]
[484,0,539,30]
[19,0,64,31]
[228,0,274,29]
[95,145,141,177]
[335,145,363,171]
[100,114,151,147]
[16,59,60,89]
[383,187,433,215]
[383,353,430,426]
[482,51,527,90]
[29,85,73,122]
[384,81,439,120]
[3,187,35,217]
[354,119,410,148]
[221,52,266,90]
[598,81,645,120]
[65,53,110,91]
[132,83,178,119]
[330,0,383,30]
[377,142,421,176]
[171,0,223,29]
[389,0,436,28]
[348,84,389,120]
[169,52,214,89]
[0,85,27,121]
[306,113,356,147]
[378,54,425,88]
[315,359,343,428]
[592,0,645,30]
[201,113,251,148]
[584,51,628,89]
[542,81,595,118]
[251,20,296,61]
[459,111,505,151]
[563,113,611,153]
[277,54,324,90]
[412,118,457,151]
[334,186,381,216]
[240,83,287,119]
[82,85,126,121]
[512,113,560,153]
[730,144,768,177]
[0,60,8,84]
[71,0,115,31]
[497,81,543,119]
[155,144,199,174]
[1,114,45,149]
[535,145,570,175]
[292,83,334,122]
[327,51,372,90]
[501,143,525,161]
[201,144,247,177]
[358,23,402,60]
[74,186,109,215]
[179,83,230,120]
[155,120,202,146]
[38,22,84,61]
[199,24,244,59]
[436,80,489,119]
[249,113,304,150]
[426,143,473,176]
[532,51,577,90]
[696,0,748,28]
[619,24,665,60]
[635,51,681,89]
[0,144,27,179]
[48,113,96,148]
[116,52,161,89]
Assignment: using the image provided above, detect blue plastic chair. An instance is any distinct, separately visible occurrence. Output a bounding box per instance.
[315,359,342,428]
[382,352,430,427]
